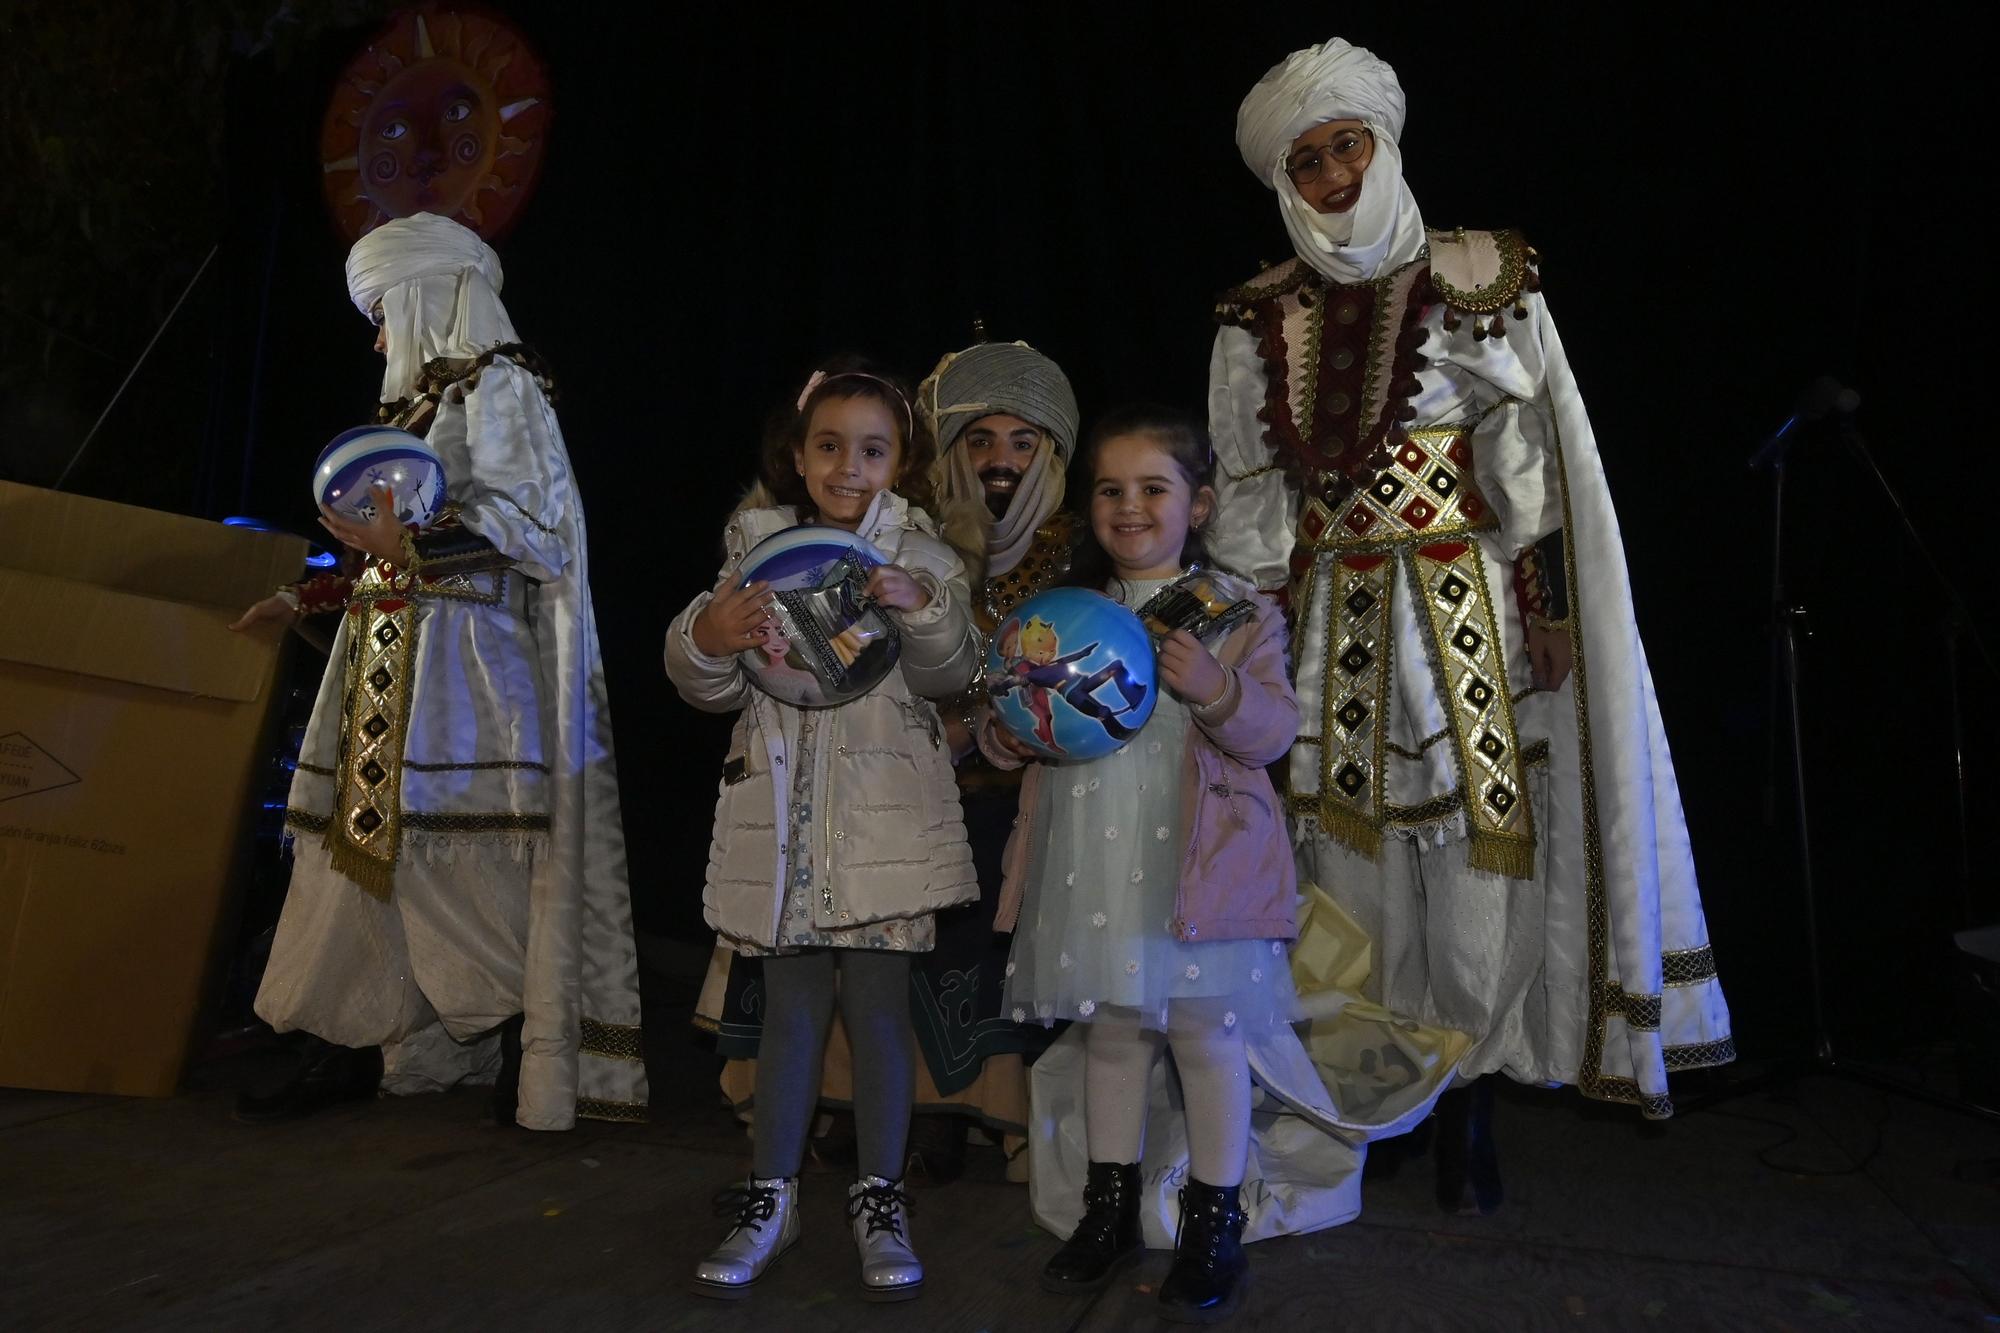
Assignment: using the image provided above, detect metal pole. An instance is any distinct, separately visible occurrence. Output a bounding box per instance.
[53,244,219,491]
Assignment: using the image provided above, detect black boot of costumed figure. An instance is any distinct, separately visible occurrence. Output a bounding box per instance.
[1041,1161,1143,1293]
[491,1014,526,1127]
[1158,1179,1249,1324]
[234,1036,383,1123]
[1434,1077,1503,1215]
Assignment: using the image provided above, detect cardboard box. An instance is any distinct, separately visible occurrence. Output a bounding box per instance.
[0,481,306,1096]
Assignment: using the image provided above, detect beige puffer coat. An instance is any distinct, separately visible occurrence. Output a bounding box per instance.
[665,492,983,948]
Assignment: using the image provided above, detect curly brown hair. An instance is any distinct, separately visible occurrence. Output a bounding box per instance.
[758,357,939,518]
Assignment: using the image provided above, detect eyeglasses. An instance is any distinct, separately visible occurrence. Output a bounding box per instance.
[1285,128,1372,186]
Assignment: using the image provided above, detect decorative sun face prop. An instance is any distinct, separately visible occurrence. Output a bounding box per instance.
[320,6,551,241]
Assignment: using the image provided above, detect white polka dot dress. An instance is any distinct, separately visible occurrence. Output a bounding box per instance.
[1003,577,1298,1033]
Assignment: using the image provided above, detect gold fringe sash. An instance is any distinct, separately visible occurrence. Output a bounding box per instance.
[326,595,420,900]
[1314,553,1395,858]
[1404,540,1536,880]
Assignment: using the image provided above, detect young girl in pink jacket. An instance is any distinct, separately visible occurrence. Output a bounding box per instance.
[983,405,1299,1324]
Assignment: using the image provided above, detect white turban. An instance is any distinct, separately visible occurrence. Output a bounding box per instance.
[1235,38,1426,284]
[345,213,519,403]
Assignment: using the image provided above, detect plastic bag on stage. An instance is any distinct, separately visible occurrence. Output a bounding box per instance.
[1025,885,1470,1247]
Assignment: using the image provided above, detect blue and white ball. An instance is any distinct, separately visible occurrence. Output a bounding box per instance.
[312,426,447,528]
[986,587,1157,762]
[735,525,901,708]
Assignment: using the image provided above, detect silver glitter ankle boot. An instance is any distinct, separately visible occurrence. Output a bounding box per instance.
[692,1176,800,1299]
[847,1175,923,1301]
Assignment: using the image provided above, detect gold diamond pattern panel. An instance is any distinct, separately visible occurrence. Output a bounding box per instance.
[1307,554,1395,858]
[327,598,420,900]
[1406,541,1535,879]
[1320,426,1497,549]
[1288,422,1536,881]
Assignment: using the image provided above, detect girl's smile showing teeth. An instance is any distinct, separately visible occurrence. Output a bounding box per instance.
[793,394,902,531]
[1088,432,1216,581]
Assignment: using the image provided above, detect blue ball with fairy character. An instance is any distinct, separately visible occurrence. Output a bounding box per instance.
[986,587,1157,762]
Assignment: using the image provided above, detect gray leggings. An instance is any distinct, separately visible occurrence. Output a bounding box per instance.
[752,948,914,1181]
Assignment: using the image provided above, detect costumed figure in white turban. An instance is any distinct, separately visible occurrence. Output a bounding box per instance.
[236,212,648,1131]
[692,337,1078,1176]
[1206,38,1732,1208]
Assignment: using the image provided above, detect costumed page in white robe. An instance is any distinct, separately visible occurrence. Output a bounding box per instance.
[256,214,647,1130]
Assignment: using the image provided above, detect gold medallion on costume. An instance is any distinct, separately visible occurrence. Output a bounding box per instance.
[978,511,1077,632]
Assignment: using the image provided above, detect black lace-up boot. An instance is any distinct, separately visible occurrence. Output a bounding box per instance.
[1158,1177,1248,1324]
[1041,1160,1143,1292]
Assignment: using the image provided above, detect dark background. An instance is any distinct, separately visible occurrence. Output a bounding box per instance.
[6,4,1991,1068]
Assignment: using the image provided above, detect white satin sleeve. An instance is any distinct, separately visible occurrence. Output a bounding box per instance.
[1468,394,1562,559]
[449,362,576,583]
[1207,325,1296,592]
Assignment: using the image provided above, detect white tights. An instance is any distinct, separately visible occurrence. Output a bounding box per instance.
[1083,1001,1250,1187]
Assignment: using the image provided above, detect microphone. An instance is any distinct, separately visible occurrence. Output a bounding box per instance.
[1749,376,1861,470]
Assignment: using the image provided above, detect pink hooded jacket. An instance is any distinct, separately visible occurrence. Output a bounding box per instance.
[981,583,1299,944]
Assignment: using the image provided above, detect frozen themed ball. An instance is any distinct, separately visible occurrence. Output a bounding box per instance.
[986,587,1157,762]
[737,525,902,708]
[312,426,447,528]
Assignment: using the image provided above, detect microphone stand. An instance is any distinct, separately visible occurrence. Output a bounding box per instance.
[1682,401,1999,1124]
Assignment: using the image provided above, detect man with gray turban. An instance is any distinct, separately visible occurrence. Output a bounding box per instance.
[921,337,1081,598]
[911,337,1080,1165]
[233,212,647,1131]
[1209,37,1732,1218]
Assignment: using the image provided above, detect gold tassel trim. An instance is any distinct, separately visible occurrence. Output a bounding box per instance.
[1467,829,1536,880]
[1316,801,1384,860]
[325,825,396,902]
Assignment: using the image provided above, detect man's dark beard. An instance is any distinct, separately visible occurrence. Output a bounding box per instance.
[979,467,1022,518]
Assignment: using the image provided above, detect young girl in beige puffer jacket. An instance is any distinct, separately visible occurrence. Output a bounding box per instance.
[667,360,981,1305]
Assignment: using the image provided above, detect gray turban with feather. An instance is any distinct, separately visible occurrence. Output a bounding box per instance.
[919,341,1079,462]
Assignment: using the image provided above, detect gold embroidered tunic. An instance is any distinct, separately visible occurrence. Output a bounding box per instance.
[1209,229,1733,1117]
